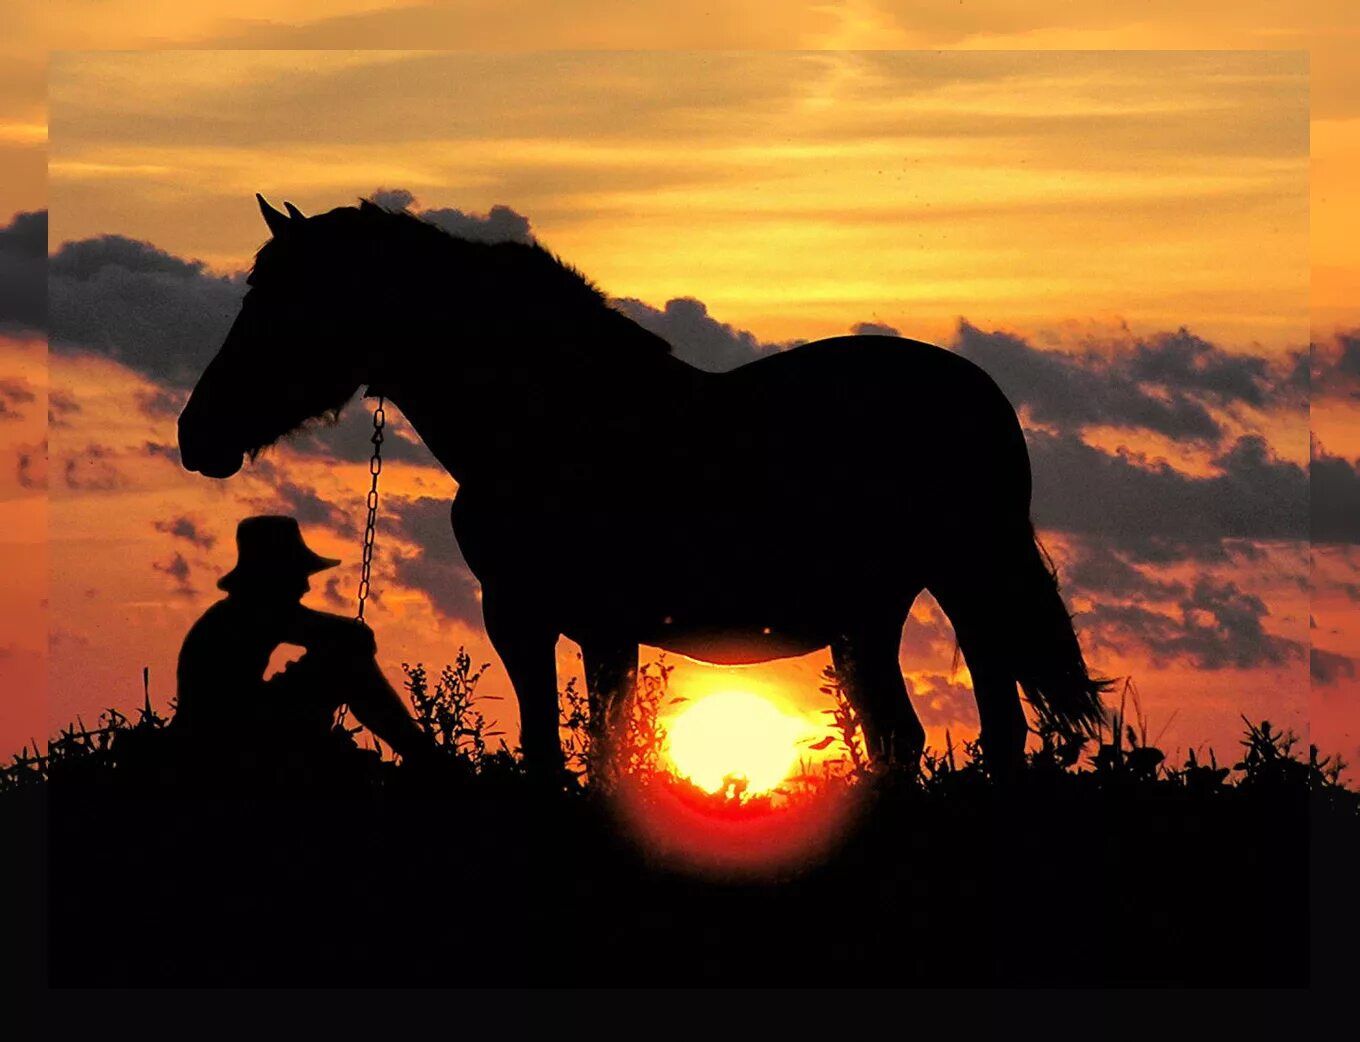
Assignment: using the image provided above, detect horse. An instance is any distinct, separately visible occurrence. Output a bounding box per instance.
[178,195,1109,778]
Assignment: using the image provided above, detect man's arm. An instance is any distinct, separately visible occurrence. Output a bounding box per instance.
[277,605,377,658]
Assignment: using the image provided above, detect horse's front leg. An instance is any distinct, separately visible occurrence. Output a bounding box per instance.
[581,639,637,778]
[482,588,564,776]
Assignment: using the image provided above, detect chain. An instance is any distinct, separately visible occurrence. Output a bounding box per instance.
[336,396,385,737]
[357,396,385,623]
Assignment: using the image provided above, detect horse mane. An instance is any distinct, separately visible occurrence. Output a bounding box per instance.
[249,200,674,359]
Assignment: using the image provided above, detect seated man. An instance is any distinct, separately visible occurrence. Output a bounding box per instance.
[171,515,434,777]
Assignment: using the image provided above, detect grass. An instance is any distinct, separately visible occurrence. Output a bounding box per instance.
[5,651,1352,986]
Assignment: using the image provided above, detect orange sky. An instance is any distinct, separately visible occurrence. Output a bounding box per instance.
[2,2,1357,775]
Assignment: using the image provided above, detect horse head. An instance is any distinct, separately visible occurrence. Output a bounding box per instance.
[178,194,394,478]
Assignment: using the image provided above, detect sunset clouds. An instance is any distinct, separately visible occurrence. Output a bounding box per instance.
[0,20,1351,772]
[40,189,1311,764]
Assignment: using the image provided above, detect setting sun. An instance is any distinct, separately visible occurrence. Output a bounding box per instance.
[664,690,811,795]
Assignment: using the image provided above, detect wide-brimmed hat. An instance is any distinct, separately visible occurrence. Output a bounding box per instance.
[217,515,341,592]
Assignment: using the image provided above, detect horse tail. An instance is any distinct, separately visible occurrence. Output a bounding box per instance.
[1004,521,1111,737]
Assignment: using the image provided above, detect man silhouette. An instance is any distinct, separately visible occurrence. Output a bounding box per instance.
[171,515,433,776]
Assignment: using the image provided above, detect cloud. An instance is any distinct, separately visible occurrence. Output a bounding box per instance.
[1312,649,1357,686]
[15,441,45,491]
[320,574,349,610]
[0,210,45,333]
[247,477,356,538]
[1082,576,1302,671]
[368,188,534,245]
[50,235,248,389]
[271,402,438,469]
[135,386,187,421]
[382,495,482,624]
[143,441,182,467]
[905,672,979,730]
[610,295,795,372]
[62,443,124,492]
[851,321,901,337]
[1061,542,1187,603]
[0,378,36,421]
[420,204,534,246]
[1028,430,1307,558]
[152,552,195,596]
[1311,438,1360,546]
[48,388,80,428]
[1309,329,1360,401]
[152,515,216,550]
[953,321,1294,445]
[49,234,208,282]
[368,188,416,213]
[49,221,438,472]
[1336,331,1360,379]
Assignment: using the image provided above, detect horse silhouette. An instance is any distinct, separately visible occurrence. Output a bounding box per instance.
[178,196,1108,777]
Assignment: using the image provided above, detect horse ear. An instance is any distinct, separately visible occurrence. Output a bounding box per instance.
[283,201,306,221]
[257,193,292,238]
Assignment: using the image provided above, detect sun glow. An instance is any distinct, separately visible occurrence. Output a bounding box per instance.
[664,689,811,795]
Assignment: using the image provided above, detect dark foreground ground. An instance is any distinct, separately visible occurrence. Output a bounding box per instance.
[5,757,1349,988]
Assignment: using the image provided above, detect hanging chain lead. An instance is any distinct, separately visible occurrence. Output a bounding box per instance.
[336,395,385,736]
[356,396,385,623]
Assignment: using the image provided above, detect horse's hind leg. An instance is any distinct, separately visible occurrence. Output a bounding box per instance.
[830,613,924,769]
[930,577,1027,776]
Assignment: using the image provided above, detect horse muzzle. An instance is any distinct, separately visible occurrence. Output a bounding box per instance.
[177,417,245,479]
[180,443,245,479]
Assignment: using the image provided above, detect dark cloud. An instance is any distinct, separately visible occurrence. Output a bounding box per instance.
[16,441,45,490]
[49,225,435,472]
[954,321,1293,445]
[420,204,534,245]
[0,210,46,333]
[1061,544,1187,603]
[251,479,356,537]
[904,672,979,731]
[135,386,187,421]
[369,188,416,213]
[62,443,123,492]
[153,552,194,595]
[320,574,349,610]
[1336,332,1360,379]
[0,378,36,421]
[610,295,795,372]
[276,402,438,468]
[50,235,247,389]
[1312,649,1357,686]
[1082,577,1302,672]
[153,515,216,550]
[1125,328,1277,408]
[143,441,182,467]
[382,495,482,624]
[1029,430,1307,557]
[50,234,207,282]
[901,595,957,662]
[1312,440,1360,546]
[851,321,901,337]
[48,388,80,428]
[1309,330,1360,401]
[368,188,534,244]
[1283,348,1309,397]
